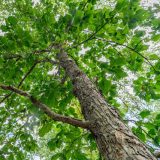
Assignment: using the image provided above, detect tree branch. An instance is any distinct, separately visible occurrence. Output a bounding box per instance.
[34,49,51,54]
[67,14,115,50]
[4,54,22,61]
[111,42,155,70]
[17,58,58,88]
[38,58,58,65]
[0,92,12,104]
[18,62,38,88]
[0,58,58,104]
[0,62,38,104]
[33,43,57,54]
[94,37,157,72]
[0,84,90,129]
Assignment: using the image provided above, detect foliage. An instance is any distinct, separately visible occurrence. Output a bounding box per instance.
[0,0,160,159]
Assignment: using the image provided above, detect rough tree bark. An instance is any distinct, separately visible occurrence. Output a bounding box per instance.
[57,50,156,160]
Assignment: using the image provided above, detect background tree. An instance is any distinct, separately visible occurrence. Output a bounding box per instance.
[0,0,160,159]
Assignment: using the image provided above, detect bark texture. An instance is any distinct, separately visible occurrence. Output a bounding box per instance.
[57,51,156,160]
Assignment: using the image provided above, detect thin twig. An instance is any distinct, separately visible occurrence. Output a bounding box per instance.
[124,119,155,140]
[0,93,12,104]
[4,54,22,61]
[33,42,57,55]
[0,62,38,104]
[67,14,115,50]
[94,37,157,72]
[0,58,58,104]
[18,62,38,88]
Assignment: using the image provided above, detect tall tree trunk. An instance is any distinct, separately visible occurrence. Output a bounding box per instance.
[57,51,156,160]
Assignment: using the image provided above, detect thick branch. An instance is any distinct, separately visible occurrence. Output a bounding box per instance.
[0,84,90,129]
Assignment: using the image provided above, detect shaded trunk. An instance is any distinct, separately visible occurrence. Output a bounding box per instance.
[57,51,156,160]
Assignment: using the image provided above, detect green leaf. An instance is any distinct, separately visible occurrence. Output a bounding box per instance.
[47,139,57,151]
[88,0,96,5]
[115,68,127,79]
[47,138,62,151]
[152,34,160,41]
[7,16,18,26]
[8,154,14,160]
[132,127,146,142]
[74,10,84,24]
[148,129,156,136]
[139,110,151,118]
[51,153,63,160]
[154,136,160,146]
[39,123,52,137]
[1,25,8,32]
[144,122,155,130]
[149,54,159,60]
[138,131,146,142]
[99,78,111,93]
[156,114,160,120]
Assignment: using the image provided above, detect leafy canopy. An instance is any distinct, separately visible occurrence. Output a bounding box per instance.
[0,0,160,159]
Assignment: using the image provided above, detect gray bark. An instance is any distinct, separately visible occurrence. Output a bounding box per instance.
[57,51,156,160]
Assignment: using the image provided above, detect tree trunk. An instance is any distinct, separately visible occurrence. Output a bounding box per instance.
[57,51,156,160]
